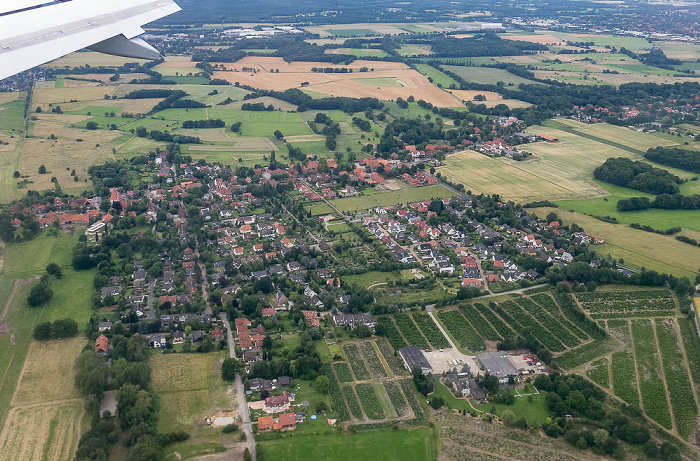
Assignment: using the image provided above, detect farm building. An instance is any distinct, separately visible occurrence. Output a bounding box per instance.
[399,346,432,375]
[476,352,518,384]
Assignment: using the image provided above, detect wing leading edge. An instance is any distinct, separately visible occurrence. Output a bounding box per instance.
[0,0,181,80]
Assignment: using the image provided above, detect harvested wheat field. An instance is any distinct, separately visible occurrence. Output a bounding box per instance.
[176,128,233,142]
[211,57,463,107]
[0,400,83,461]
[448,90,503,102]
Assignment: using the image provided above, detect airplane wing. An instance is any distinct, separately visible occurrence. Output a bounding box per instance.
[0,0,181,80]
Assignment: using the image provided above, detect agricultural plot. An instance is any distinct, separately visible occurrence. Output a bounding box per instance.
[411,312,450,349]
[384,381,409,417]
[498,301,566,352]
[655,319,697,437]
[551,292,606,339]
[607,319,640,406]
[576,290,676,318]
[437,310,485,353]
[343,343,371,381]
[678,318,700,386]
[473,303,514,339]
[515,298,582,347]
[375,338,407,376]
[334,362,354,383]
[399,379,425,421]
[457,304,501,341]
[586,358,610,388]
[530,293,591,340]
[631,320,673,429]
[357,341,389,378]
[0,400,83,461]
[376,317,407,351]
[322,364,350,421]
[355,383,385,420]
[342,386,364,419]
[442,65,538,87]
[555,341,613,370]
[393,313,430,349]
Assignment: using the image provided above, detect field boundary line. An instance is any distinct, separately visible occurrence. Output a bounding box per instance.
[672,316,700,435]
[626,319,645,411]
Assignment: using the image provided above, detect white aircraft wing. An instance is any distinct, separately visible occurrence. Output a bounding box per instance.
[0,0,181,80]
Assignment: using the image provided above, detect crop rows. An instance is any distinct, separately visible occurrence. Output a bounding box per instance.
[631,319,673,430]
[577,290,675,315]
[344,343,371,381]
[355,383,385,420]
[333,362,354,383]
[499,301,566,352]
[399,379,425,421]
[376,317,406,351]
[384,381,409,417]
[611,351,639,406]
[530,293,591,340]
[552,292,606,339]
[322,364,350,421]
[586,358,610,388]
[375,338,405,376]
[516,298,582,347]
[655,319,697,437]
[678,318,700,385]
[590,311,672,319]
[437,310,485,353]
[342,385,364,419]
[474,303,514,338]
[412,312,450,349]
[358,341,388,378]
[458,304,500,341]
[393,313,430,349]
[556,340,612,369]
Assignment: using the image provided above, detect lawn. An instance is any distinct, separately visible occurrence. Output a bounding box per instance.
[431,378,550,425]
[332,185,452,212]
[257,427,436,461]
[342,270,405,288]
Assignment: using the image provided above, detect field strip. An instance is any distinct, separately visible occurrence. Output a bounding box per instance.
[651,320,678,434]
[549,120,647,155]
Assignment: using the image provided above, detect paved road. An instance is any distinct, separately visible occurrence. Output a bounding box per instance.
[235,373,256,460]
[146,278,156,320]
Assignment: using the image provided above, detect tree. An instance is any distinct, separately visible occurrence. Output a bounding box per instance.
[273,130,283,140]
[86,121,98,130]
[643,440,658,458]
[113,358,151,388]
[13,171,20,178]
[576,437,588,450]
[243,448,252,461]
[430,397,444,409]
[46,263,62,279]
[126,335,150,362]
[38,164,47,174]
[27,280,53,307]
[314,375,330,395]
[117,384,154,428]
[52,318,78,337]
[222,358,242,380]
[501,409,515,426]
[33,321,53,340]
[75,351,108,398]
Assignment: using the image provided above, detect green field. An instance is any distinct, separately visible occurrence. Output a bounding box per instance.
[414,64,460,88]
[0,100,27,133]
[442,65,539,87]
[332,185,452,212]
[328,29,378,37]
[257,427,436,461]
[151,352,229,433]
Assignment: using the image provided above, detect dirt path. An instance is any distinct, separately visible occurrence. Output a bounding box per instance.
[0,241,4,274]
[427,309,458,351]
